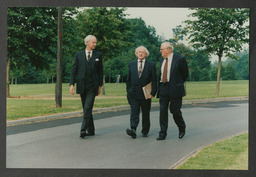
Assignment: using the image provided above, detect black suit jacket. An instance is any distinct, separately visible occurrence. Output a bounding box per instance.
[70,50,103,95]
[126,59,157,100]
[157,53,188,98]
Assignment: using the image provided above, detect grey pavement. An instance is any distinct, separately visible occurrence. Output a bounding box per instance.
[7,97,248,126]
[6,99,248,169]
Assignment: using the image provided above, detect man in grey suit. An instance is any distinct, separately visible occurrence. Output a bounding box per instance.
[70,35,103,138]
[156,42,188,140]
[126,46,157,138]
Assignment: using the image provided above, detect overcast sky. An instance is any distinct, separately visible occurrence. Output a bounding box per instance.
[125,8,193,40]
[124,7,249,62]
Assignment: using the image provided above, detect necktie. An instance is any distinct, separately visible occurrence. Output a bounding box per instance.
[88,52,91,61]
[138,60,143,78]
[162,58,168,83]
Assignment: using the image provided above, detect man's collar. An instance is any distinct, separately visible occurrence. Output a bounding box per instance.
[138,58,146,62]
[167,52,173,59]
[85,49,93,53]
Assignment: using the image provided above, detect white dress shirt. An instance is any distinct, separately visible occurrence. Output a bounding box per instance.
[85,49,93,61]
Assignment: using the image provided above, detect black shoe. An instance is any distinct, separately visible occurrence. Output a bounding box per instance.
[126,128,136,138]
[142,134,148,137]
[80,131,86,138]
[179,131,185,139]
[86,132,95,136]
[156,135,166,141]
[141,130,148,137]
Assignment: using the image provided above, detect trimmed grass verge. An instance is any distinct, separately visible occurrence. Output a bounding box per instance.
[176,133,248,170]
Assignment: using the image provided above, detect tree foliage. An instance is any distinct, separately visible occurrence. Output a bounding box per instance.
[75,7,132,62]
[8,7,58,70]
[104,18,161,82]
[184,8,249,59]
[7,7,249,88]
[183,8,249,95]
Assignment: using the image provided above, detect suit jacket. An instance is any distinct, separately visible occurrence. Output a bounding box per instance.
[126,59,157,100]
[70,50,103,95]
[157,53,188,98]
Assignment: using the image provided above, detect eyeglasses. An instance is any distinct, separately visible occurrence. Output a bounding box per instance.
[160,48,167,51]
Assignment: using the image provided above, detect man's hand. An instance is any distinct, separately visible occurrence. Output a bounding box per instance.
[97,86,101,96]
[70,85,75,95]
[149,94,154,99]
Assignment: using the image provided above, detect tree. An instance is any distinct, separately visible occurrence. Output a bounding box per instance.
[170,42,211,81]
[104,17,162,82]
[10,69,24,84]
[184,8,249,95]
[75,7,132,93]
[7,7,58,97]
[56,7,63,107]
[222,62,238,80]
[233,50,249,80]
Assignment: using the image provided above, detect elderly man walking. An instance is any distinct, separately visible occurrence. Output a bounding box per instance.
[70,35,103,138]
[156,42,188,140]
[126,46,157,139]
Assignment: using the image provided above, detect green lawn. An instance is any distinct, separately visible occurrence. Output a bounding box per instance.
[185,80,249,99]
[7,80,248,120]
[176,133,248,170]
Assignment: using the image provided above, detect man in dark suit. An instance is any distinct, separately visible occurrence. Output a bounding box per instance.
[70,35,103,138]
[156,42,188,140]
[126,46,157,138]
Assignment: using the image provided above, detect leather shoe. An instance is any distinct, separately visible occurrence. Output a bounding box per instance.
[80,131,86,138]
[142,134,148,137]
[179,131,185,139]
[126,128,136,138]
[86,132,95,136]
[156,135,166,141]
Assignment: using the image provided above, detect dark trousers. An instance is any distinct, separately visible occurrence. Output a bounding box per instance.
[80,86,95,134]
[128,95,152,135]
[159,84,186,136]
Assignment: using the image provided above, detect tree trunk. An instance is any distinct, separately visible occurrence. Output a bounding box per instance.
[215,56,222,96]
[6,57,11,98]
[55,7,63,107]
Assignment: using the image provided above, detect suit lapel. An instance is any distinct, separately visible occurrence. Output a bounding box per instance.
[159,58,164,81]
[81,51,86,68]
[140,59,149,79]
[135,61,139,79]
[170,54,177,78]
[91,51,96,69]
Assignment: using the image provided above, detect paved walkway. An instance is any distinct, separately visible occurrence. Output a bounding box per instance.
[7,100,248,168]
[7,97,248,126]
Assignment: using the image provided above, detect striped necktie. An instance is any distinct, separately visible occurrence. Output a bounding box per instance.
[87,52,91,61]
[138,60,143,78]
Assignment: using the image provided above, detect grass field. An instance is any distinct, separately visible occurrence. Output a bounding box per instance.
[176,133,248,170]
[7,80,248,120]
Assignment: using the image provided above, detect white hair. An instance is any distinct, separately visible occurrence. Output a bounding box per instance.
[135,46,149,57]
[84,35,96,45]
[161,42,174,51]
